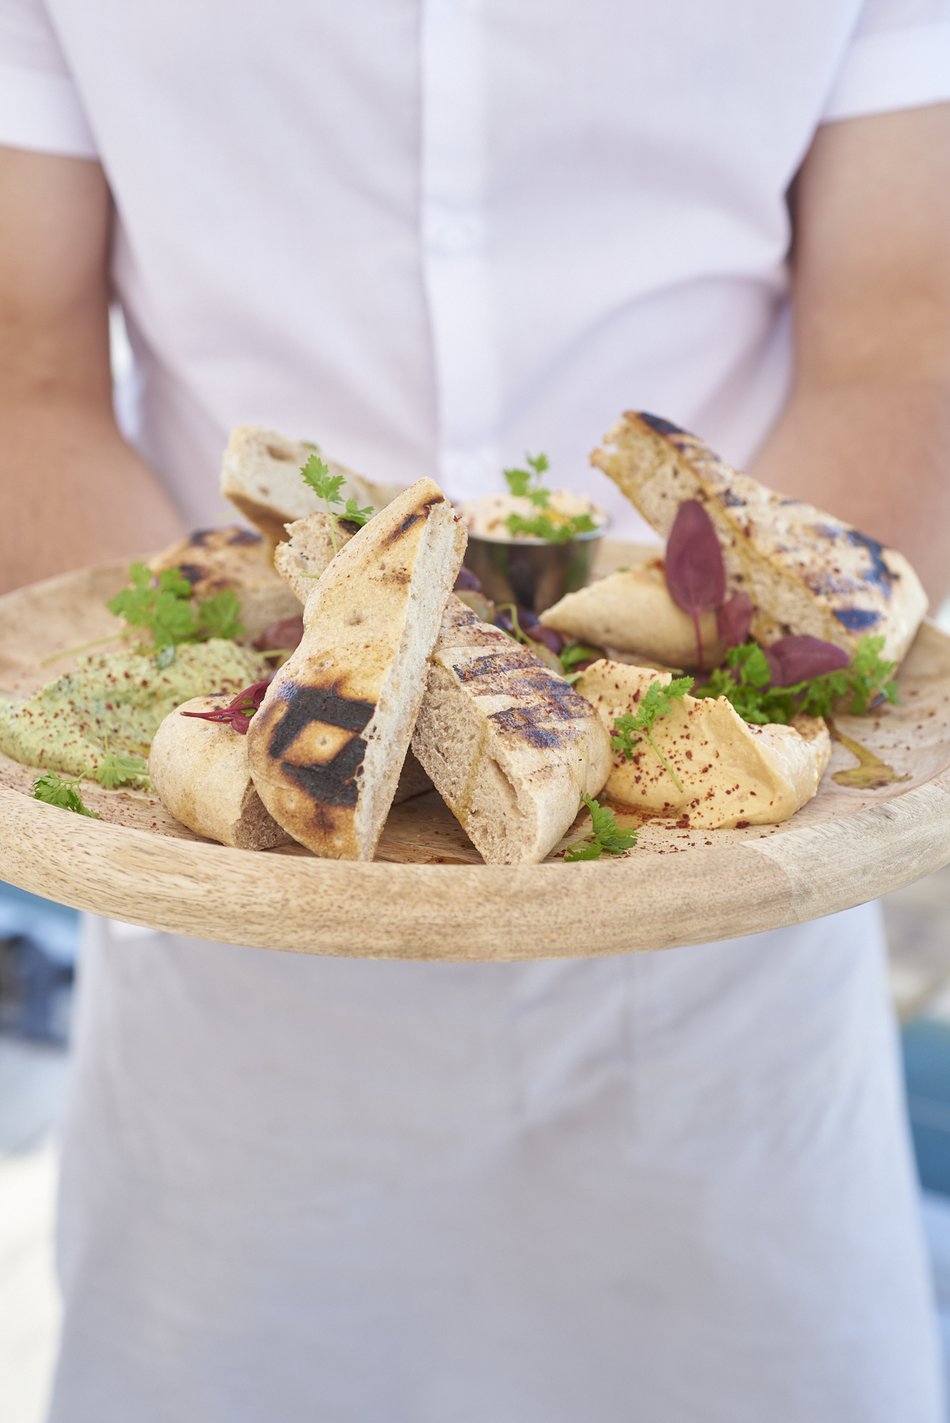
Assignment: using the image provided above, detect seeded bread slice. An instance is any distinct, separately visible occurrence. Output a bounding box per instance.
[591,412,927,663]
[220,425,401,546]
[247,479,465,860]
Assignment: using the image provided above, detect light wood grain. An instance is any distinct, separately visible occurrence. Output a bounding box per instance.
[1,552,949,960]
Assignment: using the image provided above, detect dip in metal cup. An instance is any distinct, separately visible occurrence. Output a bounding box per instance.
[463,522,608,615]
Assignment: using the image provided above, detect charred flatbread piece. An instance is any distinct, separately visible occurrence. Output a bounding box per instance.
[220,426,402,546]
[411,599,611,863]
[147,525,300,645]
[591,413,927,663]
[247,479,465,860]
[149,696,291,850]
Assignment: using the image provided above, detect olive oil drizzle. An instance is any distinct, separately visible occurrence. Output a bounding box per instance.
[827,717,910,790]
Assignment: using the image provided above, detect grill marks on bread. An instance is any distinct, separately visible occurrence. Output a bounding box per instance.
[592,412,927,663]
[410,599,611,863]
[265,681,375,805]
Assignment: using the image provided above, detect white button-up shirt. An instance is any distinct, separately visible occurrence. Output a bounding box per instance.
[3,0,950,531]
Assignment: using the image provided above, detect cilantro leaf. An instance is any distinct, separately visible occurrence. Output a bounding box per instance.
[503,463,534,498]
[107,565,199,650]
[32,771,100,818]
[564,794,637,861]
[196,589,244,642]
[93,751,150,791]
[505,511,597,544]
[341,497,374,528]
[300,454,344,505]
[612,677,693,793]
[300,455,374,547]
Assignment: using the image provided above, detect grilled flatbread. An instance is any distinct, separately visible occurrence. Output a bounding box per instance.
[150,696,291,850]
[220,425,402,546]
[247,479,465,860]
[411,599,611,863]
[592,412,927,663]
[147,525,300,645]
[274,513,611,862]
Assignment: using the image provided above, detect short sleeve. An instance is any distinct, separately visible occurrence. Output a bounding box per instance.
[0,0,96,156]
[823,0,950,121]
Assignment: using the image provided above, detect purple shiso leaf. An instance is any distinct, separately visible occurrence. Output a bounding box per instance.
[764,636,850,687]
[716,591,754,649]
[665,499,726,673]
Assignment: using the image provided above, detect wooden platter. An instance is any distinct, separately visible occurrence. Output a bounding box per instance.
[1,552,949,961]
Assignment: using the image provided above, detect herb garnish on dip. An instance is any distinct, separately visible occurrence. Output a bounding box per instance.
[460,453,608,614]
[459,452,607,545]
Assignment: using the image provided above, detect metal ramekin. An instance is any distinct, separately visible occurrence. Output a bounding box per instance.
[462,522,608,614]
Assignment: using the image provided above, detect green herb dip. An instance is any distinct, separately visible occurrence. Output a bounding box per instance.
[0,640,268,779]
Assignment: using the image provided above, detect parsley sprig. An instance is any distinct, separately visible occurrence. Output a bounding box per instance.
[693,636,898,725]
[564,794,638,861]
[107,564,243,651]
[95,751,150,790]
[612,677,694,793]
[32,771,100,818]
[300,454,374,553]
[502,453,598,544]
[32,752,151,814]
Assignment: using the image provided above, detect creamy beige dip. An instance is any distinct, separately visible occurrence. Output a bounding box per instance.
[460,490,607,542]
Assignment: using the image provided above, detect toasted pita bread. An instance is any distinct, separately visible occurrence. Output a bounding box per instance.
[247,479,465,859]
[592,412,927,663]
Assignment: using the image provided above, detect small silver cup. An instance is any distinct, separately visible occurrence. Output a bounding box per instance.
[463,523,608,614]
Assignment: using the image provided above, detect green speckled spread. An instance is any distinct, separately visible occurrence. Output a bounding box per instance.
[0,640,268,778]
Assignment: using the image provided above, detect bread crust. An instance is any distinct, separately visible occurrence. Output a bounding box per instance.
[220,425,402,545]
[591,412,927,664]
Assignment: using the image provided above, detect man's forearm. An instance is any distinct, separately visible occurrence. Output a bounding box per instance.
[751,374,950,604]
[0,396,184,594]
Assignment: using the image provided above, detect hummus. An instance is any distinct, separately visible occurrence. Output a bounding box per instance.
[576,660,831,828]
[460,490,607,542]
[0,639,269,780]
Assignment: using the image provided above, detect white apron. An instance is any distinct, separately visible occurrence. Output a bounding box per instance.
[48,907,942,1423]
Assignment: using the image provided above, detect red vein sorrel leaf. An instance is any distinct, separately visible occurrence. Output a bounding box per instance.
[764,636,850,688]
[665,500,726,673]
[716,591,754,649]
[180,677,273,734]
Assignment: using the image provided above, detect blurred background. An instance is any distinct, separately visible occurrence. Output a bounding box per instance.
[2,870,950,1422]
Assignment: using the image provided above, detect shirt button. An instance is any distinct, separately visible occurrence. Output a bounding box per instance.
[424,209,483,254]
